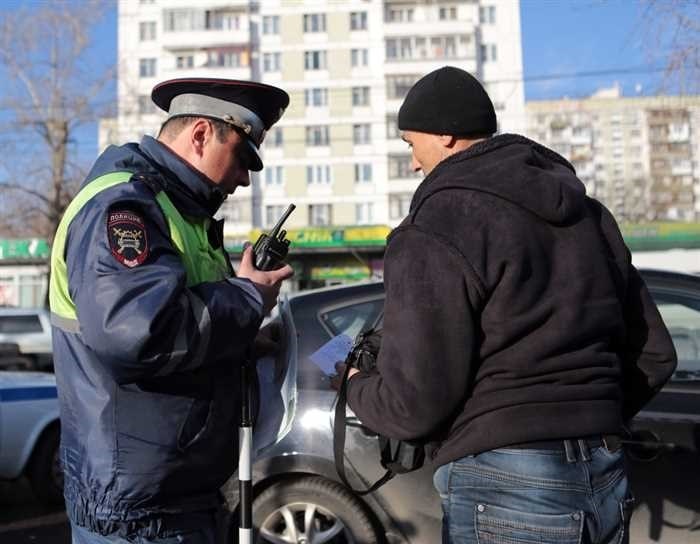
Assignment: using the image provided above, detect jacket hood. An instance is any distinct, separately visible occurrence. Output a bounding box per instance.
[411,134,587,225]
[84,137,227,218]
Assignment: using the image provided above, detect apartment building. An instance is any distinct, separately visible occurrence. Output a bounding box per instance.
[104,0,524,286]
[526,86,700,222]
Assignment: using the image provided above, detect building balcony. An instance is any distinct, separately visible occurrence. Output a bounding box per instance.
[160,28,250,51]
[161,65,252,81]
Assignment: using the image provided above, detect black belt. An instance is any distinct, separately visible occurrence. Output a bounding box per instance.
[506,435,622,462]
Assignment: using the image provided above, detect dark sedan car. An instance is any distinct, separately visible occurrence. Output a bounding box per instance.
[223,269,700,543]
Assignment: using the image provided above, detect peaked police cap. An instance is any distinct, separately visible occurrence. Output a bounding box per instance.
[151,78,290,171]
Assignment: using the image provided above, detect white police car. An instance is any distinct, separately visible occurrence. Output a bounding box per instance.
[0,371,62,505]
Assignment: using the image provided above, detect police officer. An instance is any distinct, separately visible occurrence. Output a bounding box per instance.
[49,78,293,543]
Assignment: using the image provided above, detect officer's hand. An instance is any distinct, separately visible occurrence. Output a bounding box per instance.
[237,244,293,315]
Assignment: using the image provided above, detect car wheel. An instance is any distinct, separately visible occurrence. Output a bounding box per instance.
[253,476,380,544]
[27,424,64,506]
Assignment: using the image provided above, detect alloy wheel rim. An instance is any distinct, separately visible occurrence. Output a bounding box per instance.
[258,501,353,544]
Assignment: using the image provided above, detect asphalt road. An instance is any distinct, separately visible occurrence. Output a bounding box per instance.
[0,478,69,544]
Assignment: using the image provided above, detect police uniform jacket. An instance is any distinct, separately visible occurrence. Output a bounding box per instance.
[52,136,262,537]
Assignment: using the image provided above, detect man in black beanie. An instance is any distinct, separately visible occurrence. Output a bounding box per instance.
[341,66,676,543]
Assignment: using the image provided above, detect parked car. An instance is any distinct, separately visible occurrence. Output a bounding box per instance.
[0,308,53,371]
[222,269,700,543]
[0,371,62,505]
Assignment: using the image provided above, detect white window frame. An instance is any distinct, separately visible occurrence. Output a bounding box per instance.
[352,86,370,107]
[305,88,328,107]
[262,15,280,35]
[303,13,326,33]
[304,50,327,70]
[309,204,332,226]
[351,48,369,68]
[306,165,332,184]
[354,163,373,183]
[355,202,374,225]
[306,125,330,146]
[264,166,284,186]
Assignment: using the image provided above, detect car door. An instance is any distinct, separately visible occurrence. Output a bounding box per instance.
[318,298,443,543]
[625,276,700,541]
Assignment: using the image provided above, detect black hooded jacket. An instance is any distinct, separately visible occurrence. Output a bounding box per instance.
[346,134,677,467]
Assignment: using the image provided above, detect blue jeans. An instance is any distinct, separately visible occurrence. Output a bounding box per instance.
[433,442,634,544]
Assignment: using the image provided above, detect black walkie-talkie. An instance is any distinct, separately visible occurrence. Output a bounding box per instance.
[252,204,295,271]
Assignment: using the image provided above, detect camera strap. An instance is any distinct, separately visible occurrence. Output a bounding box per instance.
[333,365,395,496]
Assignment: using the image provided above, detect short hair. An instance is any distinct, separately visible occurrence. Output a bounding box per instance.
[157,116,236,143]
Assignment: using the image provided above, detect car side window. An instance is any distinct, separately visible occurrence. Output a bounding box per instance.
[651,293,700,382]
[0,315,43,333]
[320,300,383,340]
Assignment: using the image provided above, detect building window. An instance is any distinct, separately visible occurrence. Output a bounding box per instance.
[139,58,157,78]
[389,194,412,220]
[479,6,496,24]
[306,125,330,146]
[265,205,286,227]
[352,86,370,107]
[350,11,368,30]
[304,50,327,70]
[306,165,332,184]
[386,115,400,139]
[222,202,241,223]
[305,88,328,107]
[265,127,284,148]
[309,204,332,226]
[389,154,416,179]
[385,6,414,22]
[386,75,419,100]
[163,9,199,32]
[138,95,157,114]
[303,13,326,33]
[480,43,497,62]
[356,203,374,225]
[205,9,241,30]
[439,6,458,20]
[176,55,194,69]
[264,166,284,186]
[262,52,281,72]
[354,163,372,183]
[353,124,371,145]
[206,47,248,68]
[386,35,464,61]
[351,48,369,67]
[262,15,279,35]
[139,21,156,41]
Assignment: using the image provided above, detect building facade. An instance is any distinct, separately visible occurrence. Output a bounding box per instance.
[106,0,524,239]
[526,86,700,222]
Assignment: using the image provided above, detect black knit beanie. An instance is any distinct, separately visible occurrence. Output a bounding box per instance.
[398,66,497,137]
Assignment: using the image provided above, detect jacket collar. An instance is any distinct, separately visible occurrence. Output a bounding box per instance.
[139,136,227,218]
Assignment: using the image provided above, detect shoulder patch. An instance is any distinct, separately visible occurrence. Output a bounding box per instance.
[107,210,149,268]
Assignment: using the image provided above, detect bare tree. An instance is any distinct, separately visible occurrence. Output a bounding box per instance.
[642,0,700,94]
[0,1,115,242]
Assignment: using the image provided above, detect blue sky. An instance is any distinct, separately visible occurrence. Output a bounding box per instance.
[521,0,661,100]
[24,1,672,158]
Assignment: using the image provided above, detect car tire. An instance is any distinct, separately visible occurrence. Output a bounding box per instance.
[252,476,380,543]
[27,424,64,506]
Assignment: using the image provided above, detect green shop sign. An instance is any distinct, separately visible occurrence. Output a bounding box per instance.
[0,239,50,260]
[620,222,700,251]
[228,225,391,252]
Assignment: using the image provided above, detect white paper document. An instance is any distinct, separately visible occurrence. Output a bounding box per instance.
[309,334,354,376]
